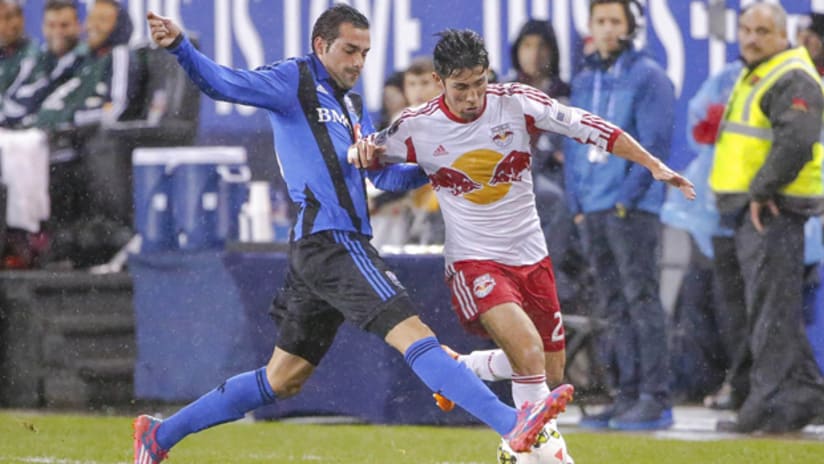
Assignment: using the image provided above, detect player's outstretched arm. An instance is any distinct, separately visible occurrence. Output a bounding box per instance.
[146,11,292,112]
[611,132,696,200]
[147,11,181,48]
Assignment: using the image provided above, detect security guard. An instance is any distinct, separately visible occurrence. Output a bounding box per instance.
[710,3,824,433]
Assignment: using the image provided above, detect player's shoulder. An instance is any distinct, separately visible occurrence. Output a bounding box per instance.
[487,82,554,107]
[396,97,441,123]
[255,56,302,74]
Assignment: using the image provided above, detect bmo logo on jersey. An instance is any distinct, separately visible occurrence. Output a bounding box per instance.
[316,107,351,129]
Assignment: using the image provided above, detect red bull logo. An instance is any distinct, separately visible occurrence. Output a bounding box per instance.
[428,148,531,204]
[488,150,531,185]
[428,167,483,196]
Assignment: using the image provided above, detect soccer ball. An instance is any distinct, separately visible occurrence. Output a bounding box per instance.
[496,424,574,464]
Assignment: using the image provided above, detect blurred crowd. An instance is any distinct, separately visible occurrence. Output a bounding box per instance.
[3,0,824,433]
[0,0,193,269]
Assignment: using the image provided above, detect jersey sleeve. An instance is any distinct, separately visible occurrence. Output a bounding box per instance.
[169,35,296,112]
[369,111,417,164]
[515,82,623,152]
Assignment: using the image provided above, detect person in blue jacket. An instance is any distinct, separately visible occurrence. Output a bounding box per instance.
[566,0,674,430]
[132,5,573,463]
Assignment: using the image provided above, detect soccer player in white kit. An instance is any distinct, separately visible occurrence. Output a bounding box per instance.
[349,29,695,417]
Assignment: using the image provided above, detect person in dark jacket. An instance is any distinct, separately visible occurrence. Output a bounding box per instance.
[2,0,86,127]
[0,1,39,102]
[711,3,824,434]
[30,0,143,129]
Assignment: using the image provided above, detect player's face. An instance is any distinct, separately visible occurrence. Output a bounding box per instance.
[517,34,552,79]
[403,72,441,106]
[589,3,630,58]
[316,22,370,91]
[440,65,488,122]
[86,2,118,51]
[43,7,81,56]
[0,3,24,46]
[738,5,787,66]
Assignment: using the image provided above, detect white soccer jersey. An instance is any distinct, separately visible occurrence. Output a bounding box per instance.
[374,82,621,266]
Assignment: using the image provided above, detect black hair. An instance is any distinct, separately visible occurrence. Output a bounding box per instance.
[311,3,369,52]
[589,0,641,37]
[433,29,490,79]
[510,19,561,79]
[44,0,77,13]
[0,0,23,15]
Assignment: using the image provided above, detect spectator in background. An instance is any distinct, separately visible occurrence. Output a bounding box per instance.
[31,0,143,129]
[0,1,39,99]
[566,0,675,430]
[710,3,824,433]
[661,59,745,405]
[797,12,824,75]
[36,0,145,268]
[2,0,86,127]
[377,70,405,130]
[509,19,592,318]
[403,57,443,245]
[369,72,411,250]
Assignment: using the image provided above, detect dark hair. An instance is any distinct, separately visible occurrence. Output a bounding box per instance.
[44,0,78,13]
[405,57,434,77]
[589,0,639,37]
[433,29,489,79]
[311,3,369,52]
[510,19,561,79]
[0,0,23,15]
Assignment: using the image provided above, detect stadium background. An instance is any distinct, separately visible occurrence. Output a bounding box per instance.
[18,0,824,181]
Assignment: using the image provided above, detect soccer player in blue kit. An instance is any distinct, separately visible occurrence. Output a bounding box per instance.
[133,5,573,463]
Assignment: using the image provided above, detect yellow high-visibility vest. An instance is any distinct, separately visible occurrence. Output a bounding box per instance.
[710,47,824,198]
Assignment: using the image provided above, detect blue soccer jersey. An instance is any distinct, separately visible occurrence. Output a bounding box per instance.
[170,36,426,240]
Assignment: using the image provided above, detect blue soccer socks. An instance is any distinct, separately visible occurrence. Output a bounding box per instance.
[155,367,276,450]
[404,337,517,435]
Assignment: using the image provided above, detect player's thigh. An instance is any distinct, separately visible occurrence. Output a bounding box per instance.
[294,231,415,337]
[521,257,566,354]
[271,264,345,368]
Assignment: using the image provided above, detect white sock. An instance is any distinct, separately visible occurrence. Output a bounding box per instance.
[456,349,513,381]
[511,374,550,409]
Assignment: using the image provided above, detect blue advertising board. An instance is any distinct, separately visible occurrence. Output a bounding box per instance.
[21,0,820,172]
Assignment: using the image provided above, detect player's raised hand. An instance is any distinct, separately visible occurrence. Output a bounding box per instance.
[147,11,182,48]
[651,161,696,200]
[347,136,385,169]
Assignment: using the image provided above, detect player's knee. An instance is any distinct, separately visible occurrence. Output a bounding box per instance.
[510,344,545,375]
[268,375,306,398]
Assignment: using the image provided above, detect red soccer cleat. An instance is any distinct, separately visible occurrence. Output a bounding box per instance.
[133,415,169,464]
[504,384,574,453]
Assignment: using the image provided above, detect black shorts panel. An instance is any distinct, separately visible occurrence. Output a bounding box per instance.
[270,230,415,363]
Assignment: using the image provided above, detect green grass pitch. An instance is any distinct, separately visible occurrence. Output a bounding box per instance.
[2,412,823,463]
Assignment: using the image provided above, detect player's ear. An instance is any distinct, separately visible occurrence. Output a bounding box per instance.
[312,36,325,56]
[432,72,444,89]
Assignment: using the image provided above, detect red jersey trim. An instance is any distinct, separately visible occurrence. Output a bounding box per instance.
[438,94,487,123]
